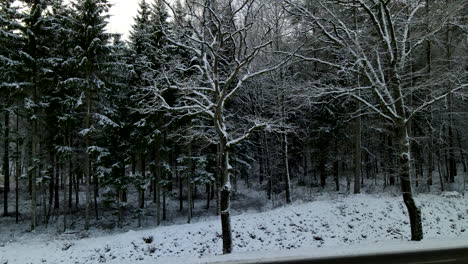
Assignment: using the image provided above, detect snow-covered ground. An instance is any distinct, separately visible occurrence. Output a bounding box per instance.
[0,192,466,264]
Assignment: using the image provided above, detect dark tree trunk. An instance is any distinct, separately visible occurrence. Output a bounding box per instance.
[319,155,326,188]
[219,139,232,254]
[187,142,193,223]
[155,144,161,225]
[283,134,291,203]
[49,156,54,210]
[162,187,166,221]
[15,112,20,223]
[68,157,72,209]
[396,125,423,241]
[74,171,80,208]
[354,116,361,194]
[3,110,10,217]
[388,136,396,185]
[206,183,210,209]
[179,166,183,211]
[334,138,339,192]
[54,157,60,209]
[220,187,232,254]
[456,130,467,173]
[93,165,98,220]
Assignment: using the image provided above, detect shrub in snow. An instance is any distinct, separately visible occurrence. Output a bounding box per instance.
[143,236,153,244]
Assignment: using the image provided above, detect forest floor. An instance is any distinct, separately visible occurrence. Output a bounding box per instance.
[0,191,467,264]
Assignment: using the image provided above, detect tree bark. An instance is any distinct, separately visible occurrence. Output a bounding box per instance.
[283,133,291,203]
[15,112,20,223]
[31,106,38,230]
[3,110,10,216]
[219,138,232,254]
[334,138,339,192]
[54,156,60,209]
[187,142,193,223]
[396,124,423,241]
[84,92,91,231]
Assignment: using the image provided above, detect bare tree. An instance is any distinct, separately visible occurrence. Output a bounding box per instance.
[154,0,294,254]
[285,0,468,241]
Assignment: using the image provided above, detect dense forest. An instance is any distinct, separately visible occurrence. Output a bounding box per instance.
[0,0,467,255]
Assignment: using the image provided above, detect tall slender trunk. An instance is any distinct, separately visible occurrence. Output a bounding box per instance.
[66,154,72,231]
[445,0,456,183]
[3,110,10,216]
[279,90,292,203]
[206,183,210,209]
[138,153,145,227]
[216,143,221,214]
[31,83,38,230]
[63,156,68,232]
[187,142,193,223]
[178,165,183,211]
[283,133,291,203]
[49,155,55,212]
[334,138,339,192]
[68,152,73,210]
[264,134,272,200]
[155,143,161,226]
[426,0,433,189]
[93,163,98,220]
[15,111,20,223]
[456,130,467,173]
[54,155,60,209]
[319,154,326,188]
[353,0,361,194]
[74,170,79,208]
[84,90,91,231]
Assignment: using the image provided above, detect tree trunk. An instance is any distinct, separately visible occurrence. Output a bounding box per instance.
[84,94,91,230]
[68,152,72,209]
[49,156,55,212]
[155,144,161,226]
[93,164,98,220]
[396,125,423,241]
[334,138,339,192]
[15,112,20,223]
[187,142,193,223]
[74,171,79,209]
[444,0,457,183]
[319,155,326,188]
[54,156,60,209]
[206,183,210,209]
[425,0,433,190]
[456,130,467,173]
[63,157,68,232]
[3,110,10,216]
[31,127,37,230]
[219,139,232,254]
[437,147,445,192]
[283,133,291,203]
[179,164,183,211]
[141,154,145,209]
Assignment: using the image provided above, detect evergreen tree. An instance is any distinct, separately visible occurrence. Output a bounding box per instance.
[68,0,112,230]
[0,0,24,217]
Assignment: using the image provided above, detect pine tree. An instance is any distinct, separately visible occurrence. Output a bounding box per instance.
[68,0,112,230]
[20,0,61,228]
[0,0,24,217]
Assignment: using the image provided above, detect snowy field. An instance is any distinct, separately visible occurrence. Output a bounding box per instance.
[0,192,466,264]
